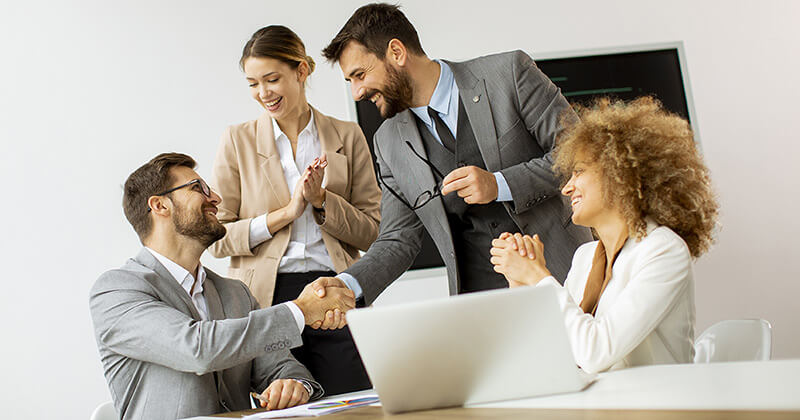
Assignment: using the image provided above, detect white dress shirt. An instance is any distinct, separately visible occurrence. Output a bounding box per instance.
[248,110,336,273]
[145,248,305,332]
[536,222,696,374]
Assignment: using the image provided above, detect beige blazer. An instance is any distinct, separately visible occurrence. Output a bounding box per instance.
[209,106,381,306]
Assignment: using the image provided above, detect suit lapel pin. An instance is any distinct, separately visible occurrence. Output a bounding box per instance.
[472,95,480,103]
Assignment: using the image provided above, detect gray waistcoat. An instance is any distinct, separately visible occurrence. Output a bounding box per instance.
[415,99,519,293]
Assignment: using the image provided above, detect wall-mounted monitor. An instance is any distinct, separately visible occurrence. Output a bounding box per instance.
[349,42,698,271]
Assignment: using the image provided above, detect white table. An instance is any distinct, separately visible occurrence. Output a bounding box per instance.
[208,360,800,419]
[478,359,800,411]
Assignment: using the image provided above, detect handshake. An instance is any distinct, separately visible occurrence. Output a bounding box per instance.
[292,277,355,330]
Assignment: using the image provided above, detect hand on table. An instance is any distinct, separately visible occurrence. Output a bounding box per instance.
[257,379,310,410]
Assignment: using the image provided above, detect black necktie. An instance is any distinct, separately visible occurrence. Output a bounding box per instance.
[427,107,456,153]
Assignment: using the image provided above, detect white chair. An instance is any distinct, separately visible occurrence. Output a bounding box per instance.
[90,401,118,420]
[694,319,772,363]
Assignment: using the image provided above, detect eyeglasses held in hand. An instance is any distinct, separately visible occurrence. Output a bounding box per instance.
[375,141,445,211]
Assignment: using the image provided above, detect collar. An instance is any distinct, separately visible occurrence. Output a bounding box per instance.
[145,247,205,296]
[271,107,317,142]
[410,59,455,125]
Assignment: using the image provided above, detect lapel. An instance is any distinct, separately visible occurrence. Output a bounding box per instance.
[134,248,203,321]
[255,113,291,208]
[446,60,502,172]
[392,111,451,240]
[312,106,347,192]
[202,273,226,320]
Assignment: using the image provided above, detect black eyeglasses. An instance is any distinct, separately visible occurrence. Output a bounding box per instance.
[375,141,445,211]
[147,179,212,212]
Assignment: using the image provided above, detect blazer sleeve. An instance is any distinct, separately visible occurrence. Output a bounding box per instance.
[499,50,578,214]
[208,126,257,258]
[538,232,692,374]
[247,288,323,398]
[89,270,302,375]
[343,132,426,305]
[316,123,381,251]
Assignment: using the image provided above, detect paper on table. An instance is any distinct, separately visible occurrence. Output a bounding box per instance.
[242,394,379,419]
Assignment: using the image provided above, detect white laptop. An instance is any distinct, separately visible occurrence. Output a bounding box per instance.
[346,284,594,413]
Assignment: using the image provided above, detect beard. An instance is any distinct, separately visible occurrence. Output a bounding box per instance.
[172,203,226,248]
[368,62,414,119]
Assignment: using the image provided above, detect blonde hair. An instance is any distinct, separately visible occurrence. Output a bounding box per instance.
[554,97,719,257]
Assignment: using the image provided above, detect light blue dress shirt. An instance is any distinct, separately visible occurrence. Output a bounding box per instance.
[338,60,513,299]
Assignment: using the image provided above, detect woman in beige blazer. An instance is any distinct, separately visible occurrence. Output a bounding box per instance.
[209,25,381,394]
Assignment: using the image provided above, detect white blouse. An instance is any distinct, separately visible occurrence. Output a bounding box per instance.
[247,111,336,273]
[536,222,696,374]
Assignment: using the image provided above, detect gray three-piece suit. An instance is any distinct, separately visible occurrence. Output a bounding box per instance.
[346,50,593,303]
[89,248,320,420]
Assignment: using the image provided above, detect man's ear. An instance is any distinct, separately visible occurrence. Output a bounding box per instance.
[147,195,171,217]
[386,38,408,67]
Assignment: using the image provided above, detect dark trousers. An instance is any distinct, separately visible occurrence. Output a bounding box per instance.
[272,271,371,395]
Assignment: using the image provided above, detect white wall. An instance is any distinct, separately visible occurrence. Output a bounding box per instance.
[1,1,798,418]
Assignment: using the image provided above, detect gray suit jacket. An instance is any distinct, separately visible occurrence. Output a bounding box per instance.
[89,248,321,420]
[346,50,592,304]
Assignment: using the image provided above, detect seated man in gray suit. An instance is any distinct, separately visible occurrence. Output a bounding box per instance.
[90,153,354,420]
[310,3,591,310]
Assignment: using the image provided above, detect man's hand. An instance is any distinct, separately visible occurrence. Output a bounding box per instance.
[441,165,498,204]
[302,154,327,209]
[490,232,550,287]
[293,277,354,329]
[258,379,310,410]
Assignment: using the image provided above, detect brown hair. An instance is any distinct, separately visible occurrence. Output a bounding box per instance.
[553,97,719,258]
[322,3,425,63]
[123,153,196,242]
[240,25,315,75]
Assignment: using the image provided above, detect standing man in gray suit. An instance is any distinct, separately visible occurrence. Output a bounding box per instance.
[89,153,354,420]
[312,3,591,307]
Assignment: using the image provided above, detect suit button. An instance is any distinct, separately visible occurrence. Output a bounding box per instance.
[473,95,480,103]
[458,161,466,167]
[490,222,498,229]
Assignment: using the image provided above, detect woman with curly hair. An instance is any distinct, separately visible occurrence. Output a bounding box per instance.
[490,96,718,373]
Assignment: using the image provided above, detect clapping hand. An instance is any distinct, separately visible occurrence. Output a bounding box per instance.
[302,154,327,209]
[490,232,551,287]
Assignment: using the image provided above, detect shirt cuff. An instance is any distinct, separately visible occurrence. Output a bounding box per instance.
[248,213,272,249]
[337,273,364,299]
[283,301,306,333]
[493,172,513,202]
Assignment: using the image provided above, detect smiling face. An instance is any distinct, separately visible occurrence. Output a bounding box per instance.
[560,158,607,228]
[338,41,413,118]
[165,166,226,247]
[243,56,307,121]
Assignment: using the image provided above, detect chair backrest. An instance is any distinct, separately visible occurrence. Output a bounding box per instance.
[90,401,118,420]
[694,319,772,363]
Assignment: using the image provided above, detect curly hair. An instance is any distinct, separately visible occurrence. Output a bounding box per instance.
[553,97,718,258]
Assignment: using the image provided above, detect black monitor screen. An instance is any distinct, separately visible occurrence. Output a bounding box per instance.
[355,47,691,270]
